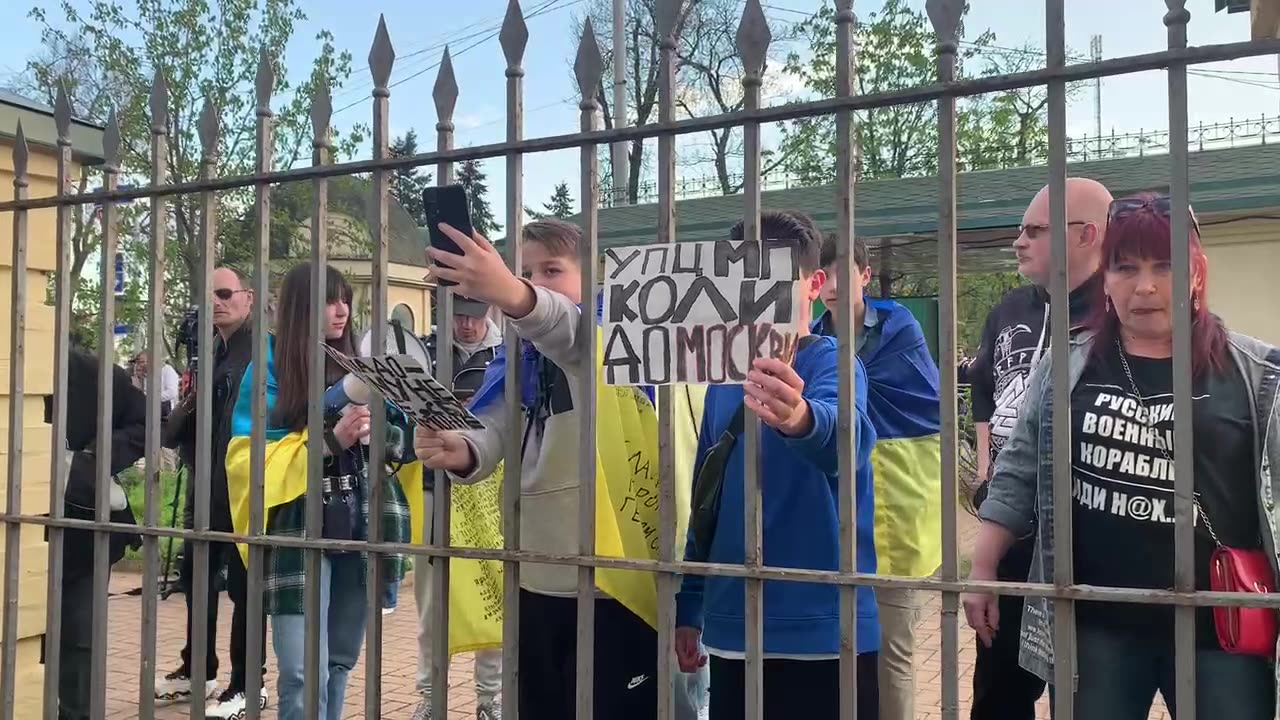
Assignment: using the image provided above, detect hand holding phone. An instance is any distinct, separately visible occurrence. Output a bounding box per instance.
[424,211,534,319]
[423,184,475,287]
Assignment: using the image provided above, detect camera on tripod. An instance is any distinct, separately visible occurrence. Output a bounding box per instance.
[174,305,200,378]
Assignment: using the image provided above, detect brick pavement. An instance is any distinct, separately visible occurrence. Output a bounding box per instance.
[99,512,1169,719]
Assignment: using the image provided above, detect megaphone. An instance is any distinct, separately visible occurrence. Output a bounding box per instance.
[324,373,371,415]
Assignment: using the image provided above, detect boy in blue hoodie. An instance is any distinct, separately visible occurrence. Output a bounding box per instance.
[674,211,881,718]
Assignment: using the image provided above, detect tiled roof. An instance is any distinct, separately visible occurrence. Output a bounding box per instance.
[555,143,1280,274]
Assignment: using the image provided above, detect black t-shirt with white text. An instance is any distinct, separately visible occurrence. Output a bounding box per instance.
[1071,342,1257,645]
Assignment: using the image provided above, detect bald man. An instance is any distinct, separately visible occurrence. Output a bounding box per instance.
[966,177,1112,720]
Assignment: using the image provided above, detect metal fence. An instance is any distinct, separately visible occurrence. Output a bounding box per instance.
[0,0,1278,719]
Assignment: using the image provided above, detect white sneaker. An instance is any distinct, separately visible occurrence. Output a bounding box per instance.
[411,690,432,720]
[206,686,270,718]
[154,668,217,705]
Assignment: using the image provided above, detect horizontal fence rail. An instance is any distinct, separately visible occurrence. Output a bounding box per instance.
[0,0,1266,718]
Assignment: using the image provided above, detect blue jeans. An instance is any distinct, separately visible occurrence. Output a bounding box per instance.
[382,578,399,610]
[271,554,369,720]
[1056,620,1274,720]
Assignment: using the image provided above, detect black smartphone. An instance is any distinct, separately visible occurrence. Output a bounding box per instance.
[423,184,475,287]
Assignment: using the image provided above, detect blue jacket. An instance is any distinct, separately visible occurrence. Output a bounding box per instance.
[675,335,880,655]
[814,299,943,577]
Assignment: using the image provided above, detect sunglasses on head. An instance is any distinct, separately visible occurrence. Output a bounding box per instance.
[213,288,245,301]
[1108,195,1201,235]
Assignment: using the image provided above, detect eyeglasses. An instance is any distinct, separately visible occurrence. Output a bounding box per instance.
[1018,221,1089,240]
[1108,194,1202,235]
[213,288,248,301]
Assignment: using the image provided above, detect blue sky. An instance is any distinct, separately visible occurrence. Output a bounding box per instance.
[1,0,1275,223]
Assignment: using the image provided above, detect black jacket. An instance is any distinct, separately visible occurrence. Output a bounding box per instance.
[46,349,148,576]
[423,334,498,404]
[163,321,254,531]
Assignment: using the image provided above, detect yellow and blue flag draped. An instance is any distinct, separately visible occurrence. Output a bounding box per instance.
[406,323,665,656]
[815,298,943,578]
[224,335,309,566]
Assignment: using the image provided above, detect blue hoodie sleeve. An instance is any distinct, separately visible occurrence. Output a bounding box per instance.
[675,395,715,630]
[854,360,875,473]
[780,343,841,476]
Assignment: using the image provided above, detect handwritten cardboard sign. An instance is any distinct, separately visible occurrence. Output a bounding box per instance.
[323,345,484,431]
[602,239,804,385]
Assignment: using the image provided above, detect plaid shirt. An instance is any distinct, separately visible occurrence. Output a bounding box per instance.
[264,465,412,616]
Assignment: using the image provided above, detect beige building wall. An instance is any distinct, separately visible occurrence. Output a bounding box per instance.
[1201,217,1280,346]
[0,142,74,712]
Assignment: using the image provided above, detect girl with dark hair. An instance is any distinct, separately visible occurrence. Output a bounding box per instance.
[963,193,1280,718]
[224,262,411,720]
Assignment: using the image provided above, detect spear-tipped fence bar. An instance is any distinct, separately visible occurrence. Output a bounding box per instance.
[0,1,1254,717]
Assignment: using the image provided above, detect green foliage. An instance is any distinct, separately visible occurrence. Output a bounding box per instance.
[119,466,184,568]
[19,0,365,355]
[773,0,1051,183]
[389,129,432,225]
[525,182,575,220]
[457,159,501,239]
[889,270,1026,352]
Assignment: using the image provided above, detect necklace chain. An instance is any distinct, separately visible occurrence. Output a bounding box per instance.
[1113,339,1221,547]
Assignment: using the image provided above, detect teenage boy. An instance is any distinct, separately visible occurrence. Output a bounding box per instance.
[673,211,882,718]
[415,219,659,720]
[812,231,942,720]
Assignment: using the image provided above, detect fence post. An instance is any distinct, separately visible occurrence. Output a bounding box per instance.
[927,2,964,719]
[364,19,395,717]
[1165,3,1198,718]
[735,1,769,717]
[137,69,169,719]
[654,1,681,718]
[42,83,74,720]
[429,45,458,720]
[303,83,333,720]
[0,120,29,720]
[500,2,529,716]
[572,20,603,719]
[90,109,123,720]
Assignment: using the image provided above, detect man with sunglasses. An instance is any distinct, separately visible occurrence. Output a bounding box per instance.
[157,266,268,718]
[966,177,1112,720]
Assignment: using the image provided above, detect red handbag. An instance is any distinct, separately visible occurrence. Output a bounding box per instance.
[1116,342,1278,657]
[1210,543,1279,657]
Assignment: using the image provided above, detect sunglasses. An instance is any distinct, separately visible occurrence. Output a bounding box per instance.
[1108,195,1202,235]
[1018,221,1089,240]
[213,288,247,301]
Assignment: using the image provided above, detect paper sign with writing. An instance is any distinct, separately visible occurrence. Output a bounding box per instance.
[323,345,484,431]
[602,239,804,385]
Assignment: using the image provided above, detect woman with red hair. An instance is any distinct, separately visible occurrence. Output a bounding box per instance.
[963,192,1280,717]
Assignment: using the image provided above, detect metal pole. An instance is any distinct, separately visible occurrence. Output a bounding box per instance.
[1165,3,1197,718]
[611,0,629,205]
[572,20,603,719]
[0,121,29,720]
[243,47,274,720]
[364,19,395,717]
[1045,1,1077,716]
[137,70,169,719]
[735,1,770,716]
[500,2,529,716]
[430,46,458,720]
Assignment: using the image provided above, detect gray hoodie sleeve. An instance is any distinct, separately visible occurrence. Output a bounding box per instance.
[448,284,586,485]
[977,352,1049,538]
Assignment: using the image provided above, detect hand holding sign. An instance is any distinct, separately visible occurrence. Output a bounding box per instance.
[322,345,484,432]
[744,357,812,437]
[414,426,475,474]
[426,224,535,318]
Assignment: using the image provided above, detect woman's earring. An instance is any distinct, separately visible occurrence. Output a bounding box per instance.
[1105,295,1112,314]
[1193,294,1201,312]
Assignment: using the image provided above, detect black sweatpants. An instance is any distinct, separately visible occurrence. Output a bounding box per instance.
[180,539,266,692]
[970,534,1046,720]
[709,652,880,719]
[518,589,658,720]
[56,573,95,720]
